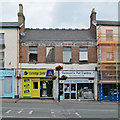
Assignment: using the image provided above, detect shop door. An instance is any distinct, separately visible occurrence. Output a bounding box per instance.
[4,77,12,97]
[31,79,40,98]
[0,78,3,96]
[71,84,77,99]
[64,84,77,99]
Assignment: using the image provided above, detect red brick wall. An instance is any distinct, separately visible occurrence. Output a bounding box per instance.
[55,47,63,63]
[38,46,46,63]
[72,47,79,64]
[19,45,29,63]
[88,46,97,63]
[90,11,96,39]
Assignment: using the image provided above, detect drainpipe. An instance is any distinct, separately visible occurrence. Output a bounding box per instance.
[17,28,19,98]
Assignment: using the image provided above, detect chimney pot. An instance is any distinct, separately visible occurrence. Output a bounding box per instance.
[92,8,95,13]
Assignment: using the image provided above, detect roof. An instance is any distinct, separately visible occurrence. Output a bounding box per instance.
[0,22,21,28]
[21,28,96,42]
[96,20,120,26]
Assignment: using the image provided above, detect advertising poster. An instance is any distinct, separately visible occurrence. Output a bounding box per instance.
[23,78,31,97]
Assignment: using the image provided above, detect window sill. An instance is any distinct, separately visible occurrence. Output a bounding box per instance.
[63,62,72,64]
[29,61,38,64]
[79,60,88,64]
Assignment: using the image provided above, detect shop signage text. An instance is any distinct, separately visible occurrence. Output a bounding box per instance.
[23,70,54,77]
[60,80,94,83]
[60,71,94,78]
[0,70,14,76]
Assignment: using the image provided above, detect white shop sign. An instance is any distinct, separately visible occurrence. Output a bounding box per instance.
[60,71,94,78]
[60,80,94,83]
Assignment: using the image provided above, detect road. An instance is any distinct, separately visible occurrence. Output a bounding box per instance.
[1,101,119,119]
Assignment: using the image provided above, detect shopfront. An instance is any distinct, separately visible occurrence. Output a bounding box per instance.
[0,70,15,98]
[22,69,54,98]
[59,71,95,100]
[98,84,120,101]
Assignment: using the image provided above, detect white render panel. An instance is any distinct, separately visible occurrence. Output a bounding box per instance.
[3,29,18,69]
[20,63,97,71]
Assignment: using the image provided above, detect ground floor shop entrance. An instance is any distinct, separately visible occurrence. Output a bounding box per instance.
[98,84,120,101]
[23,78,54,98]
[0,70,15,98]
[60,81,94,100]
[22,69,54,99]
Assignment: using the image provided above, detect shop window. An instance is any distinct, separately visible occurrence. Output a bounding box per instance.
[106,30,113,41]
[29,46,37,63]
[40,81,53,97]
[46,47,55,63]
[0,51,4,68]
[63,47,72,63]
[5,77,12,93]
[33,82,38,89]
[77,83,94,99]
[79,47,88,62]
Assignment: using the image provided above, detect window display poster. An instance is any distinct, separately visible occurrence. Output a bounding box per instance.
[42,81,47,97]
[23,78,31,97]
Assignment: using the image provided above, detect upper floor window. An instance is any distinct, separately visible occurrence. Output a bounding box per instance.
[0,33,4,40]
[46,47,55,63]
[29,46,37,63]
[106,30,113,41]
[0,51,4,68]
[106,52,113,61]
[63,47,72,63]
[79,47,88,62]
[0,33,5,49]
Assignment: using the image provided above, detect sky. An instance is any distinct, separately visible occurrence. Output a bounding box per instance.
[0,0,119,29]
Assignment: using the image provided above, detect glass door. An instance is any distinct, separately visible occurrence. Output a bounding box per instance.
[64,84,70,99]
[71,84,77,99]
[64,83,77,99]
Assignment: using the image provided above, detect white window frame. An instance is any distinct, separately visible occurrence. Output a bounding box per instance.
[63,47,72,63]
[79,47,88,62]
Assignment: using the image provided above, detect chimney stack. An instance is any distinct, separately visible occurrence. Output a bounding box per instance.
[90,8,96,39]
[18,4,25,32]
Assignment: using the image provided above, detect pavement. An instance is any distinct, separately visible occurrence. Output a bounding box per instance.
[1,98,118,104]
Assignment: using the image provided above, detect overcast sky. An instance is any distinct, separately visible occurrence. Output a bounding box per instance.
[0,0,119,29]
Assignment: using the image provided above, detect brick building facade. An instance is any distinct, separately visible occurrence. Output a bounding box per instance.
[18,4,98,100]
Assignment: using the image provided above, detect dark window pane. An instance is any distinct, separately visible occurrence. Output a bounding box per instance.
[71,93,76,99]
[29,46,38,62]
[103,87,109,96]
[33,82,38,89]
[65,93,69,99]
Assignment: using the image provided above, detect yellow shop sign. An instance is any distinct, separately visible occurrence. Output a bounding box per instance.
[23,70,47,77]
